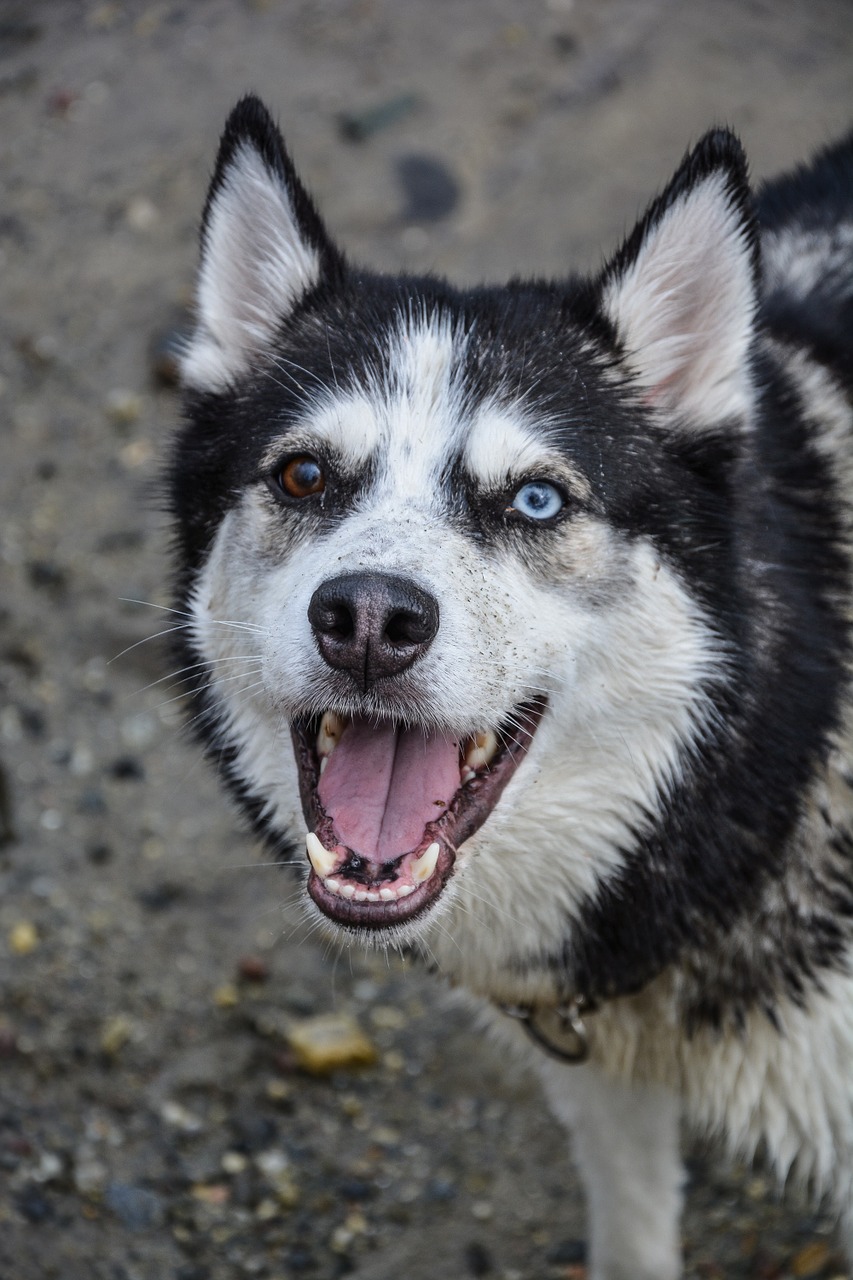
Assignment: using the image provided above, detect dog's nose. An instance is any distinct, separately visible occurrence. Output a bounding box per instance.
[308,572,439,691]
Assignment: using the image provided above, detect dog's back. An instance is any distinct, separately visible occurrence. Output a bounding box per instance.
[759,131,853,373]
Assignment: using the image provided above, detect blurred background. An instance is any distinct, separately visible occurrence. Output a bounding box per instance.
[1,2,853,1277]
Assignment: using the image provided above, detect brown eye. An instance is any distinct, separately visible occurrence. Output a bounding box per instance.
[278,455,325,499]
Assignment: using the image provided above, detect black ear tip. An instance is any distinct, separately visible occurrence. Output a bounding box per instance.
[689,127,749,184]
[224,93,277,140]
[212,94,289,186]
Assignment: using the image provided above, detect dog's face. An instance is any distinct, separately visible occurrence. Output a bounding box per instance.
[173,100,758,992]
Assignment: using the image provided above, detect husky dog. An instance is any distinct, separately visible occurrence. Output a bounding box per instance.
[170,95,853,1278]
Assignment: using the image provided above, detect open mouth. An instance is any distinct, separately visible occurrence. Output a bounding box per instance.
[291,698,546,931]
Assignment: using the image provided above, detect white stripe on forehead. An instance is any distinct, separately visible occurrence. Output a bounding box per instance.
[299,313,467,484]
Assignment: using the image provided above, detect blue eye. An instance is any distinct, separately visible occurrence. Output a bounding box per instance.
[510,481,565,521]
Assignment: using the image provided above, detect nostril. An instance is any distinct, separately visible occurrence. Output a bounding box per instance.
[384,609,432,646]
[324,602,355,640]
[308,591,355,641]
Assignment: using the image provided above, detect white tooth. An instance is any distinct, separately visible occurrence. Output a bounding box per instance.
[306,832,337,879]
[325,878,340,893]
[461,766,476,784]
[379,888,396,901]
[319,756,328,776]
[464,729,499,773]
[317,711,347,759]
[398,884,415,897]
[341,884,356,899]
[366,891,380,902]
[411,841,440,884]
[354,890,368,902]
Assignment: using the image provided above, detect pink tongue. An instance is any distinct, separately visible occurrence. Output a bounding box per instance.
[316,718,461,863]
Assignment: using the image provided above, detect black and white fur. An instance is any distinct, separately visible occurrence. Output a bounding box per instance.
[170,96,853,1278]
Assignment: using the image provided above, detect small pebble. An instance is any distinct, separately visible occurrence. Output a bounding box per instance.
[104,388,143,427]
[31,1152,63,1183]
[74,1157,109,1195]
[264,1079,292,1106]
[16,1186,53,1223]
[120,713,156,749]
[237,954,269,982]
[465,1240,493,1276]
[370,1004,407,1030]
[159,1101,203,1134]
[0,1023,18,1056]
[792,1242,831,1277]
[125,196,159,232]
[28,561,66,592]
[119,439,154,468]
[9,921,38,955]
[191,1182,230,1206]
[137,881,185,912]
[337,92,419,142]
[287,1013,378,1075]
[104,1181,165,1229]
[255,1149,289,1179]
[396,153,461,223]
[17,332,59,366]
[109,755,144,781]
[100,1014,133,1056]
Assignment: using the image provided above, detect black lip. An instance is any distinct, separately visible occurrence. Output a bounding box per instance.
[305,842,455,929]
[292,697,547,930]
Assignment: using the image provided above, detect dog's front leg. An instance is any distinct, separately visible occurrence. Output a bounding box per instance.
[538,1059,683,1280]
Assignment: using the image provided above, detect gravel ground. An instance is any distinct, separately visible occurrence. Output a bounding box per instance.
[1,3,853,1278]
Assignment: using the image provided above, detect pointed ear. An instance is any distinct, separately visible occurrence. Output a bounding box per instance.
[600,130,759,428]
[181,95,343,391]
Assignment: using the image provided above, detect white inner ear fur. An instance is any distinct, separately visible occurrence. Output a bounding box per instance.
[603,172,756,427]
[181,143,321,392]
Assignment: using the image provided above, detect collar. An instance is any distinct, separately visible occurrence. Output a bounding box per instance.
[499,995,595,1064]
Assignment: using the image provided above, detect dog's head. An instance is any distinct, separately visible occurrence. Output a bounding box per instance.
[172,98,758,991]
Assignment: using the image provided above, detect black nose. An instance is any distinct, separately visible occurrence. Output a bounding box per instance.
[308,572,439,691]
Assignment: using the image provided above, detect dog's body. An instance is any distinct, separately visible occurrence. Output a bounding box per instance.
[170,97,853,1278]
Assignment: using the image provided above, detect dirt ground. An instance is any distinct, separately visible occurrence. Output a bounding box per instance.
[2,2,853,1278]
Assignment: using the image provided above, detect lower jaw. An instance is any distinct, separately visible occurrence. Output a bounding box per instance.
[305,845,453,930]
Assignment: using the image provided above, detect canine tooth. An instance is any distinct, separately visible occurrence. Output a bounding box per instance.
[412,841,440,884]
[306,832,337,879]
[379,887,396,901]
[317,710,347,759]
[464,729,499,773]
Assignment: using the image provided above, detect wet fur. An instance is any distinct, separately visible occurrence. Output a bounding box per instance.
[170,98,853,1278]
